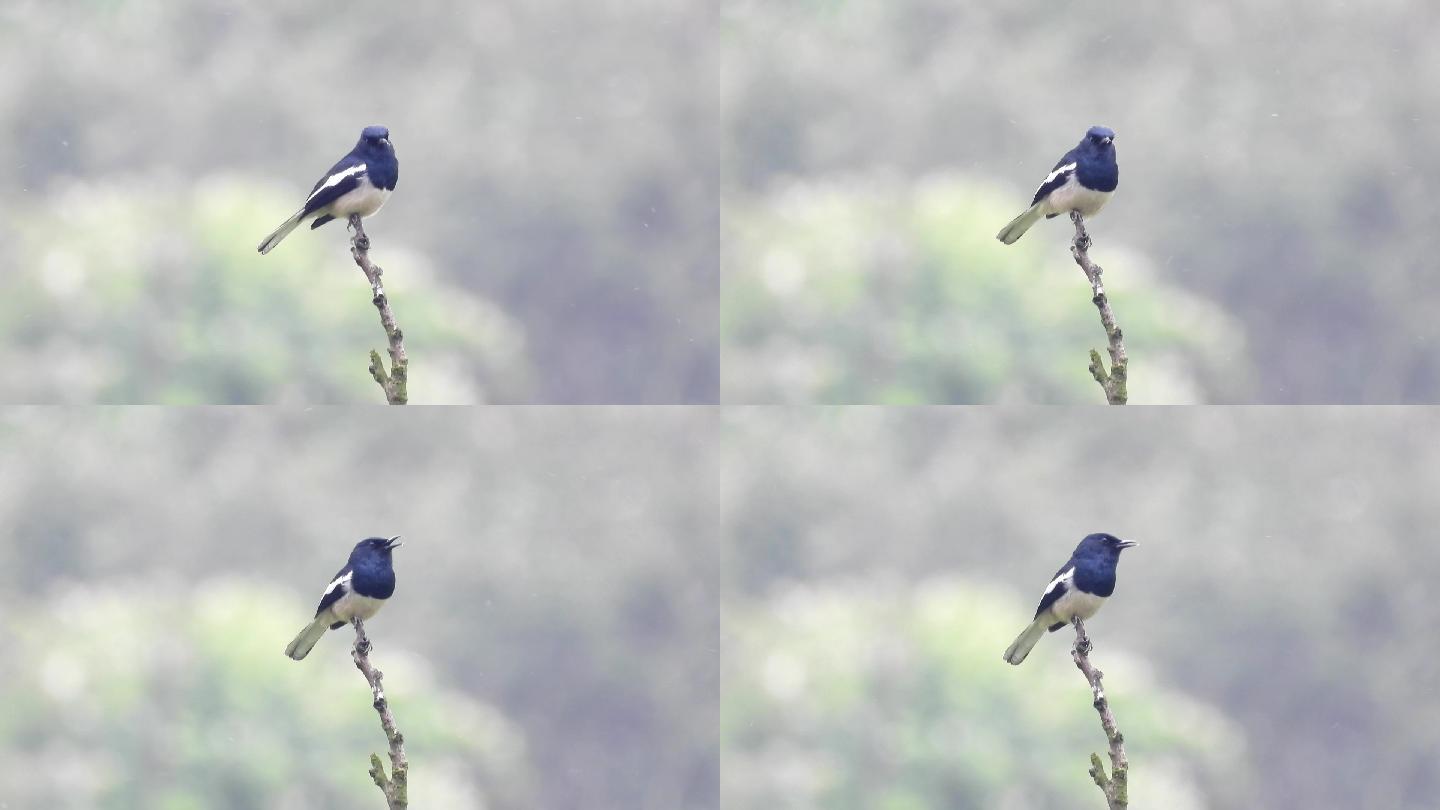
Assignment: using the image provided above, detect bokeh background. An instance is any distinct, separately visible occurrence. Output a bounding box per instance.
[722,408,1440,809]
[722,0,1440,404]
[0,408,718,810]
[0,0,716,404]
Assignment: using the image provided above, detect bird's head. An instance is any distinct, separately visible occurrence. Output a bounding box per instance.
[1076,532,1136,559]
[353,535,402,559]
[360,125,393,152]
[1084,125,1115,150]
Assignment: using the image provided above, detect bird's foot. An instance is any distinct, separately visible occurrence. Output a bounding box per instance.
[348,214,370,251]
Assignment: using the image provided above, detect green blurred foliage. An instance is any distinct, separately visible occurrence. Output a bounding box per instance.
[723,176,1245,402]
[0,581,533,810]
[0,0,715,403]
[723,579,1246,810]
[723,0,1440,403]
[0,410,718,810]
[721,409,1440,810]
[1,177,530,403]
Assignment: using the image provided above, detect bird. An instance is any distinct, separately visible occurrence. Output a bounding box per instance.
[1002,532,1136,665]
[996,125,1118,244]
[258,125,399,255]
[285,536,401,660]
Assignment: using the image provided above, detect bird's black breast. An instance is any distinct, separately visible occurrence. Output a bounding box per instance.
[363,147,399,191]
[351,564,396,599]
[369,159,398,191]
[1075,152,1118,193]
[1071,559,1117,597]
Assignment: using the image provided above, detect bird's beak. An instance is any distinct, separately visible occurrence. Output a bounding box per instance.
[1101,136,1113,146]
[1118,540,1137,549]
[386,535,402,550]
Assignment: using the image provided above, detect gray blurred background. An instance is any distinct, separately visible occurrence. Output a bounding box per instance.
[722,0,1440,404]
[722,408,1440,810]
[0,408,718,809]
[0,0,716,404]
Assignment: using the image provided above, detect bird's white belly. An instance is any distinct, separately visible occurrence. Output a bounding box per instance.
[331,590,387,622]
[330,184,390,219]
[1051,587,1107,623]
[1043,178,1112,218]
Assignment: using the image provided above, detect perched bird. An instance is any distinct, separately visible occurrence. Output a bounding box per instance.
[1003,532,1136,665]
[258,125,399,254]
[285,536,401,660]
[996,126,1118,244]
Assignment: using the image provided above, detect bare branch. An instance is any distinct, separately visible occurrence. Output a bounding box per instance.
[1071,617,1129,810]
[348,215,409,404]
[352,618,409,809]
[1069,212,1127,404]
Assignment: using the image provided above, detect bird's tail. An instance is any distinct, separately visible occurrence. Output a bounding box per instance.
[257,210,307,255]
[996,203,1044,245]
[1002,617,1049,665]
[285,616,330,660]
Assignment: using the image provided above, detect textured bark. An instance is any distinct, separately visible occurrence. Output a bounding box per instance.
[1069,211,1127,404]
[348,215,408,404]
[352,618,409,808]
[1071,616,1129,809]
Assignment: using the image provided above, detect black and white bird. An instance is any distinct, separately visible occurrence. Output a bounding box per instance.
[285,536,401,661]
[1002,532,1136,665]
[258,125,399,255]
[996,126,1118,245]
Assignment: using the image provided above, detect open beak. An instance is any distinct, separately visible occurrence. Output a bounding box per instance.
[1118,539,1137,549]
[386,535,402,550]
[1101,136,1113,146]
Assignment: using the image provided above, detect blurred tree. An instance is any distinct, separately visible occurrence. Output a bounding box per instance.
[723,579,1249,810]
[0,580,534,810]
[0,409,719,810]
[723,0,1440,403]
[0,178,531,403]
[723,176,1246,402]
[721,408,1440,810]
[0,0,716,403]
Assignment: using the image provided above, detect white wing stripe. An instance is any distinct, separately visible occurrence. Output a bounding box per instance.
[1042,567,1074,599]
[1042,162,1077,186]
[306,164,367,205]
[323,571,353,598]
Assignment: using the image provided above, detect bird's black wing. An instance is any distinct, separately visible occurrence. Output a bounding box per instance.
[1032,559,1075,618]
[300,153,369,219]
[1029,147,1081,206]
[313,560,354,616]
